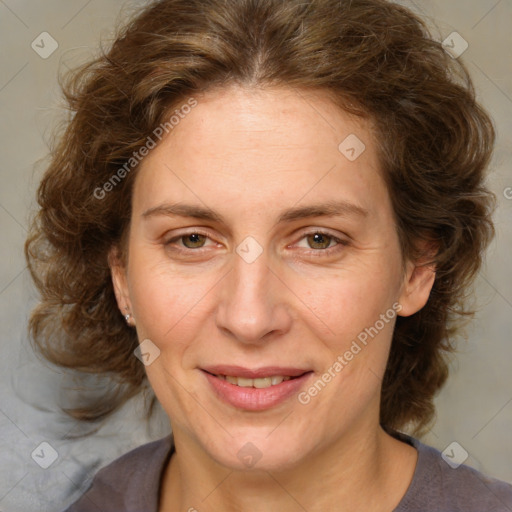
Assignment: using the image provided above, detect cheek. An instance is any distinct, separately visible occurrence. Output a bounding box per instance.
[295,264,400,348]
[300,271,400,415]
[125,249,193,340]
[131,273,208,342]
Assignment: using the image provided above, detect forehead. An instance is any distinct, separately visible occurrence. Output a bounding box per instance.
[169,85,372,162]
[132,85,388,220]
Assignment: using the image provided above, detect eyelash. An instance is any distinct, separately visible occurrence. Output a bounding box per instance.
[164,229,348,257]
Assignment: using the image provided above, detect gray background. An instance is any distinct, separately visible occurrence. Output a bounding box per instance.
[0,1,511,511]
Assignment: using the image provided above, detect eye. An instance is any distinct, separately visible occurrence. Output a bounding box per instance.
[294,231,348,255]
[164,230,215,252]
[179,233,208,249]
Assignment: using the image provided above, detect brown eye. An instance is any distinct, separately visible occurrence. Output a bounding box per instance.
[306,232,335,250]
[293,230,348,257]
[181,233,207,248]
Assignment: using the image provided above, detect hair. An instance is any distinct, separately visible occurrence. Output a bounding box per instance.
[25,0,496,437]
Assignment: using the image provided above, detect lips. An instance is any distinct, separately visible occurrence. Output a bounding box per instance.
[200,365,313,411]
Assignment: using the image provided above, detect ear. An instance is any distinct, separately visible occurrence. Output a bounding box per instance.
[108,245,132,317]
[397,242,437,317]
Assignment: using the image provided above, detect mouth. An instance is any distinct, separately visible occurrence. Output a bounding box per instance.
[204,372,303,389]
[200,366,314,411]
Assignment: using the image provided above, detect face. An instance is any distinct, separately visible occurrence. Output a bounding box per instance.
[111,85,434,471]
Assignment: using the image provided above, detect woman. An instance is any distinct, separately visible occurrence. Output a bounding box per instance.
[24,0,512,510]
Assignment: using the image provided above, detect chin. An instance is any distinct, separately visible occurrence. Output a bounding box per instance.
[204,430,307,472]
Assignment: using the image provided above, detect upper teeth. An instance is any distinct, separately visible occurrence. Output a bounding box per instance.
[216,375,292,388]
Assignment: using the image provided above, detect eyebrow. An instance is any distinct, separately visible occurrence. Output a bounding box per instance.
[142,200,369,224]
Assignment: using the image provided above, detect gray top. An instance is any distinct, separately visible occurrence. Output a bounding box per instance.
[62,432,512,512]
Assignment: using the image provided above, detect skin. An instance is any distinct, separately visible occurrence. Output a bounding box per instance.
[110,84,436,512]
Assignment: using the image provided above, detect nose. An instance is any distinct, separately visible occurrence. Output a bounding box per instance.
[214,245,292,345]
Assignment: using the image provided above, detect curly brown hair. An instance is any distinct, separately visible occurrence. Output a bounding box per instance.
[25,0,496,437]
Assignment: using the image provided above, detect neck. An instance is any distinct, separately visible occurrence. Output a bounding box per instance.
[159,424,417,512]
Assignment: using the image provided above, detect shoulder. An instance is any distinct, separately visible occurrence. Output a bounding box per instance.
[393,432,512,512]
[62,434,174,512]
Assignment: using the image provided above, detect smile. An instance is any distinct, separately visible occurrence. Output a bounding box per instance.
[213,374,293,388]
[201,368,313,411]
